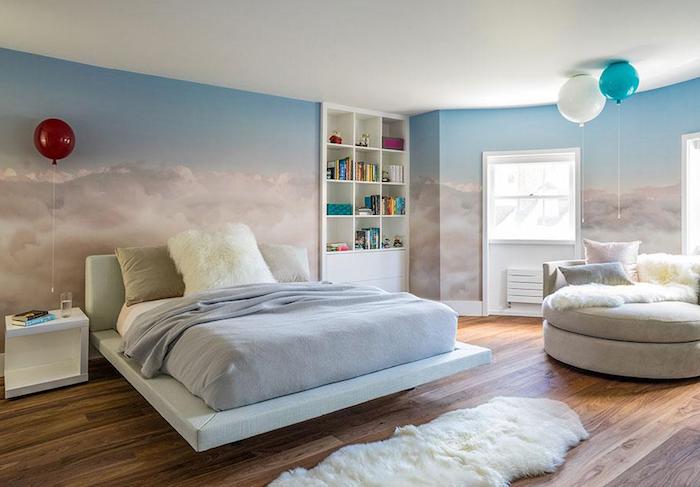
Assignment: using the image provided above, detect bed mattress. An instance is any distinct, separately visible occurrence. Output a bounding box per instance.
[120,282,458,411]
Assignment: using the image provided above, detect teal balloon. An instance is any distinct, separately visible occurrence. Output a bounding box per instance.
[599,61,639,103]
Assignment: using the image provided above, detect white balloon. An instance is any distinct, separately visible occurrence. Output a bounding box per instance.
[557,74,606,125]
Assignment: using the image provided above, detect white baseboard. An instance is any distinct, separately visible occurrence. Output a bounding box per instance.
[0,352,4,377]
[488,308,543,318]
[443,300,484,316]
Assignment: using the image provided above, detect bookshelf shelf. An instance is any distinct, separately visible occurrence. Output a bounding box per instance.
[325,247,406,255]
[321,103,409,292]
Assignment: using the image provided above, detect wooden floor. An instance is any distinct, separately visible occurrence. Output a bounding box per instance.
[2,316,700,486]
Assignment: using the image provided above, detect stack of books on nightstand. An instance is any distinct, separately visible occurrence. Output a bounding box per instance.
[11,310,56,326]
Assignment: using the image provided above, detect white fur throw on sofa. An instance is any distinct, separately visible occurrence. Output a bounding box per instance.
[168,223,275,295]
[549,253,700,311]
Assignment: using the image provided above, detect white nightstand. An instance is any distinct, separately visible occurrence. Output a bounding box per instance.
[4,308,89,398]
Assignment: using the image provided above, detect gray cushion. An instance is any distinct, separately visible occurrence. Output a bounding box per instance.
[115,245,185,306]
[583,239,641,281]
[559,262,632,286]
[542,299,700,343]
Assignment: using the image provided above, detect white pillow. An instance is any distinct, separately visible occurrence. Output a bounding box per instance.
[168,223,275,295]
[583,238,641,281]
[259,243,311,282]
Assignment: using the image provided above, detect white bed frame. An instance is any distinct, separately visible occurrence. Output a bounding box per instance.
[85,255,492,451]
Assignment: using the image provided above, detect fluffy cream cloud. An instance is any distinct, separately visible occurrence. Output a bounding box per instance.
[410,178,441,300]
[582,184,680,252]
[0,163,317,320]
[439,183,482,301]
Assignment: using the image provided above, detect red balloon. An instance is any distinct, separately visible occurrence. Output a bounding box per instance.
[34,118,75,164]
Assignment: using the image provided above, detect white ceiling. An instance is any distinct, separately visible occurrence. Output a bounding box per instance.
[2,0,700,114]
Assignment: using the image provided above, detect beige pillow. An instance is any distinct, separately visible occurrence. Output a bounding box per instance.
[259,243,310,282]
[115,245,185,306]
[583,239,641,281]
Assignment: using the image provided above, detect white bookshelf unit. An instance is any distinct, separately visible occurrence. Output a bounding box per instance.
[321,103,409,292]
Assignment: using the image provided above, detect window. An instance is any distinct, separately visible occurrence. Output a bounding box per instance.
[682,133,700,254]
[486,150,578,242]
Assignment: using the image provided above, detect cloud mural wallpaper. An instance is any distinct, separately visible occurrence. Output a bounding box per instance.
[0,48,319,346]
[1,45,699,346]
[410,77,700,303]
[409,111,441,300]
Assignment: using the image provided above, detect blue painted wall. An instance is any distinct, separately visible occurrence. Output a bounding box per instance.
[0,48,319,324]
[412,77,700,300]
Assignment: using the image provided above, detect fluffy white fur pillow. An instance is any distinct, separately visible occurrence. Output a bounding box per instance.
[258,243,310,282]
[168,223,275,295]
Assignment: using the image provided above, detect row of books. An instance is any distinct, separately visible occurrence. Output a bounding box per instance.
[10,309,56,326]
[356,227,380,250]
[327,157,353,181]
[363,195,382,215]
[361,195,406,215]
[356,161,378,182]
[385,164,404,183]
[383,196,406,215]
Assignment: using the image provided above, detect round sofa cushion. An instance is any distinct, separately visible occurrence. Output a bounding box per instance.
[542,300,700,343]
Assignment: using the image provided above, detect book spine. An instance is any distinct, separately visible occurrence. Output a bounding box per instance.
[15,314,56,326]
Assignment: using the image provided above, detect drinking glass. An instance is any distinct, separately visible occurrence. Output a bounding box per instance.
[60,292,72,318]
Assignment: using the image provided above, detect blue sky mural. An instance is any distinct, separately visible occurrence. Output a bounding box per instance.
[412,77,700,301]
[0,48,319,325]
[0,48,317,174]
[439,77,700,191]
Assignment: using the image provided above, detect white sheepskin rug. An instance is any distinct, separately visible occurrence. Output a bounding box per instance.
[549,253,700,311]
[269,397,587,487]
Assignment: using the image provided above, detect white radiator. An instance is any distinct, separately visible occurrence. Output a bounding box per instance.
[507,268,543,305]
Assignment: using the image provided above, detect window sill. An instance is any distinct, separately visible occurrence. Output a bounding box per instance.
[488,239,577,246]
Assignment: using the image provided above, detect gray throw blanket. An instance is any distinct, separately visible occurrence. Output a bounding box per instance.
[121,282,458,410]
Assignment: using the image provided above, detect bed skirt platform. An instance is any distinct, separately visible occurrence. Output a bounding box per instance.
[91,329,491,451]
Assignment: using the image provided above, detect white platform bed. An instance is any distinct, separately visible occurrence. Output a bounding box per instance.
[85,255,492,451]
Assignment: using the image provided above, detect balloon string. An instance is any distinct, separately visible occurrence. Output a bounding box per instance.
[51,164,56,294]
[617,102,622,220]
[581,124,585,224]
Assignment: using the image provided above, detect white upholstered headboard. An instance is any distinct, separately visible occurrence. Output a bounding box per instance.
[85,255,124,332]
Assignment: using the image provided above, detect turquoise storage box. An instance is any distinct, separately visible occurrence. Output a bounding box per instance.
[327,203,352,215]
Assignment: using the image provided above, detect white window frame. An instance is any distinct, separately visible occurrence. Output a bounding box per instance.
[483,148,581,245]
[682,132,700,255]
[481,148,581,316]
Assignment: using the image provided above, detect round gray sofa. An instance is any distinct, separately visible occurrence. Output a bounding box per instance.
[542,260,700,379]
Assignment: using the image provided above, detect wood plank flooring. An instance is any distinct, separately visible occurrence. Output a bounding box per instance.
[1,316,699,486]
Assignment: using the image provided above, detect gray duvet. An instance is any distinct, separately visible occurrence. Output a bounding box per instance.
[121,282,457,411]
